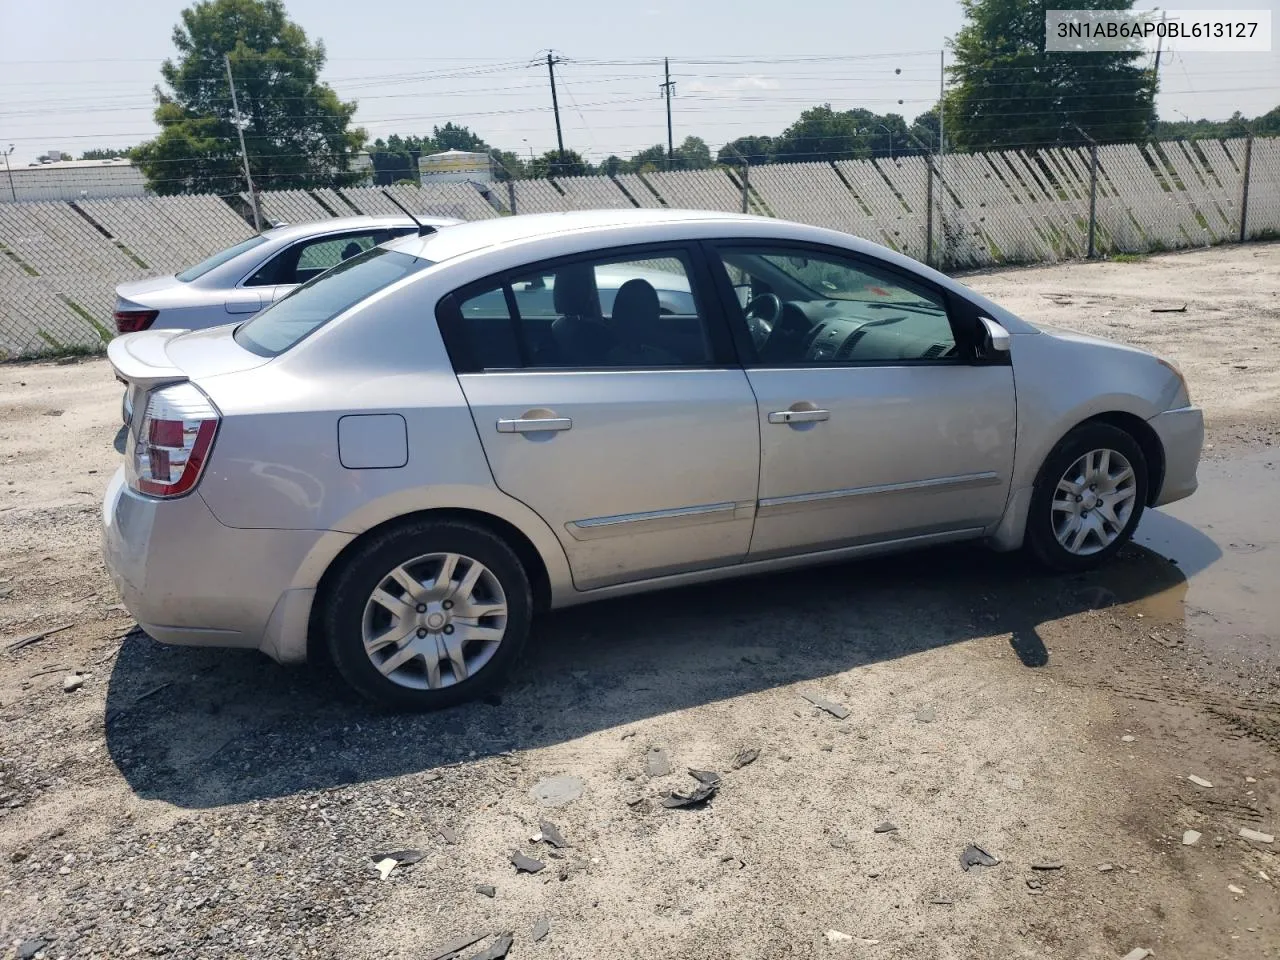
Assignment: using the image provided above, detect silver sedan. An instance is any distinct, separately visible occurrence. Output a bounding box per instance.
[111,215,459,334]
[102,209,1203,710]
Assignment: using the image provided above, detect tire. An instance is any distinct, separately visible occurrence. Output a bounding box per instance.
[1025,422,1149,573]
[322,518,532,710]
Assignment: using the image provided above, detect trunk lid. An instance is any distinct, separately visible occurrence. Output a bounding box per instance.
[108,325,272,392]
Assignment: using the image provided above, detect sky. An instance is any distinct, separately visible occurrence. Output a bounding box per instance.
[0,0,1276,166]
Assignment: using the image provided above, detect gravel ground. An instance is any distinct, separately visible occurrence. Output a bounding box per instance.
[1,244,1278,960]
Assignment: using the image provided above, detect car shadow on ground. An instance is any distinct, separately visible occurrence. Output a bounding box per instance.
[103,516,1217,809]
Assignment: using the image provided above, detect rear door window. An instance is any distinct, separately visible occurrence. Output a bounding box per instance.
[234,248,432,356]
[246,230,407,287]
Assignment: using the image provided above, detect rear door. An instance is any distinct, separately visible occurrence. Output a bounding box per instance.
[438,243,760,590]
[705,241,1016,560]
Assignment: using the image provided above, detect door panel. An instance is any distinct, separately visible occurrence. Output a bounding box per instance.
[745,365,1015,558]
[458,370,759,589]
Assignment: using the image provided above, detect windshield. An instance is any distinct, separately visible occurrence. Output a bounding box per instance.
[176,234,270,282]
[234,247,432,356]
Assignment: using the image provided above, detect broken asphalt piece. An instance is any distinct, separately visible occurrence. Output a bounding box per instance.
[730,747,760,770]
[800,691,850,720]
[464,933,513,960]
[529,774,585,807]
[825,930,853,943]
[1031,861,1064,870]
[915,705,936,723]
[475,884,496,898]
[1150,304,1187,313]
[424,932,491,960]
[509,850,545,874]
[1188,775,1213,788]
[374,857,399,880]
[662,780,718,809]
[873,822,898,834]
[688,768,722,787]
[1239,827,1275,844]
[646,746,672,777]
[538,820,568,849]
[439,826,459,844]
[929,897,954,905]
[1121,949,1153,960]
[532,917,550,942]
[960,844,1000,871]
[62,673,84,693]
[370,849,424,867]
[17,940,48,960]
[1182,830,1201,846]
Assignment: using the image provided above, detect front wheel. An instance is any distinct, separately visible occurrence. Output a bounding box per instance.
[321,519,532,710]
[1025,422,1149,573]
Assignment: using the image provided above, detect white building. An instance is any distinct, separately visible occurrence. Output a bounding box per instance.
[1,155,147,203]
[418,149,493,184]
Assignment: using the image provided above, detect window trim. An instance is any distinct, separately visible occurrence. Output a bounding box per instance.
[699,239,996,369]
[435,241,740,375]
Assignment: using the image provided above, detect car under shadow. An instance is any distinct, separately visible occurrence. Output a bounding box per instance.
[103,518,1215,809]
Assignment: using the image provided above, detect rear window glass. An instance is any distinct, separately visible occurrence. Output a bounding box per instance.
[233,248,432,356]
[176,234,269,282]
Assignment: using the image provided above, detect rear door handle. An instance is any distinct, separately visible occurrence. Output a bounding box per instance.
[496,417,573,434]
[768,409,830,424]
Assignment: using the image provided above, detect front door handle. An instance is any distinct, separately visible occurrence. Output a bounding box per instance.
[768,408,830,424]
[496,417,572,434]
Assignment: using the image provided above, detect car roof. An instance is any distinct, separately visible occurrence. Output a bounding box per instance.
[263,214,459,242]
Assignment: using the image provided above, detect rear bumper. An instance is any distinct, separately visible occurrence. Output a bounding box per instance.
[101,467,351,663]
[1148,405,1203,506]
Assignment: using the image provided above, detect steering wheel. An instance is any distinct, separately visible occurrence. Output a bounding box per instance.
[744,293,782,350]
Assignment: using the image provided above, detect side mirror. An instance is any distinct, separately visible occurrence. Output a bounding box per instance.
[978,316,1011,355]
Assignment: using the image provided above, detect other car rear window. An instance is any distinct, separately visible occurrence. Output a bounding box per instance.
[233,248,432,357]
[176,234,269,282]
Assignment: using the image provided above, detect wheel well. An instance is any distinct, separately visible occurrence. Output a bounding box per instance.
[1078,411,1166,506]
[306,507,554,663]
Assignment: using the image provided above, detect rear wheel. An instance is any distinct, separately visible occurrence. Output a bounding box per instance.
[1025,422,1149,573]
[322,519,532,710]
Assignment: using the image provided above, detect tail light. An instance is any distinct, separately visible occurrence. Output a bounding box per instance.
[128,383,220,498]
[115,309,159,333]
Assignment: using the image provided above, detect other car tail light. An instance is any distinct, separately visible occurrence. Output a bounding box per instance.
[114,309,159,333]
[128,383,220,498]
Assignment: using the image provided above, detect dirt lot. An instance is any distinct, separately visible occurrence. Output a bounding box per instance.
[1,244,1278,960]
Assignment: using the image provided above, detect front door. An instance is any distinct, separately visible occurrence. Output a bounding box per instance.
[439,244,759,590]
[705,241,1016,560]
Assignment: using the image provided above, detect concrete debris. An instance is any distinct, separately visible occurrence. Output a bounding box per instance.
[915,706,936,723]
[1098,863,1115,872]
[538,820,568,849]
[1120,949,1153,960]
[1187,775,1213,788]
[960,844,1000,871]
[62,673,84,693]
[1228,884,1244,895]
[17,940,48,960]
[1245,776,1257,784]
[731,747,760,770]
[800,691,850,719]
[1240,828,1275,844]
[646,747,673,777]
[464,933,513,960]
[439,826,459,844]
[509,850,545,874]
[1031,861,1064,870]
[1182,830,1201,846]
[929,898,954,905]
[476,884,496,898]
[825,930,853,943]
[374,857,398,880]
[1121,735,1136,743]
[873,822,898,834]
[532,917,550,942]
[529,774,585,807]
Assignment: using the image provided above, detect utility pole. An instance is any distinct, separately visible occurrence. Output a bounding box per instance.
[224,54,261,232]
[2,145,15,202]
[660,58,676,169]
[546,52,566,164]
[936,48,946,268]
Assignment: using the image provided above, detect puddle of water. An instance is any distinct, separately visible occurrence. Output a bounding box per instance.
[1134,450,1279,654]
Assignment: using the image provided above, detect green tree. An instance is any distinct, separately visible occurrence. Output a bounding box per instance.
[529,149,589,179]
[717,135,774,166]
[674,135,713,170]
[81,147,133,160]
[133,0,364,196]
[487,149,526,181]
[628,144,668,170]
[771,105,875,163]
[947,0,1155,150]
[598,154,628,177]
[431,122,487,153]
